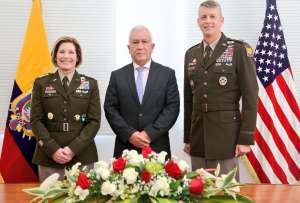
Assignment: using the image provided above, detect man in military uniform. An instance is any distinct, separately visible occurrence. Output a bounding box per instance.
[184,0,258,179]
[30,36,101,181]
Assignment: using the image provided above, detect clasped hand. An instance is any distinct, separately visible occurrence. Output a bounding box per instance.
[52,146,75,164]
[129,131,151,148]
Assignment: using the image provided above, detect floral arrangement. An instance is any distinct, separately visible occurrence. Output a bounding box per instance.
[23,147,253,203]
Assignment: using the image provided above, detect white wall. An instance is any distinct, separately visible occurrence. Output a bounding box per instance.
[0,0,299,183]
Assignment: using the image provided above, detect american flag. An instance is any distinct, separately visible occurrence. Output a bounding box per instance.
[246,0,300,184]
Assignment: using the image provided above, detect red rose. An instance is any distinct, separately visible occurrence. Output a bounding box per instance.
[142,146,153,158]
[189,177,204,194]
[140,169,151,183]
[165,160,183,179]
[113,157,126,172]
[76,172,91,189]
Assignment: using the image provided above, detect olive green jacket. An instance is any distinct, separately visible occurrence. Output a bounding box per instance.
[30,71,101,168]
[184,33,258,159]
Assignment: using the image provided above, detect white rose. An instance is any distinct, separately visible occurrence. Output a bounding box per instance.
[69,162,82,177]
[94,161,109,169]
[123,168,138,184]
[149,176,170,197]
[74,186,89,200]
[127,150,144,166]
[178,160,190,172]
[96,167,111,180]
[101,181,117,196]
[157,151,168,163]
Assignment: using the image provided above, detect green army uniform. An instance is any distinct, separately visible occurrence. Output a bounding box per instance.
[184,33,258,159]
[31,70,101,168]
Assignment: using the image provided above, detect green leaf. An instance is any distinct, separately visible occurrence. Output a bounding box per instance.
[186,171,198,179]
[222,168,237,187]
[23,187,46,196]
[170,179,182,191]
[45,188,68,197]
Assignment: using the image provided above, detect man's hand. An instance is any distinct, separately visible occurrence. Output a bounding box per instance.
[235,144,251,157]
[140,130,151,143]
[184,143,191,155]
[52,148,71,164]
[129,131,150,148]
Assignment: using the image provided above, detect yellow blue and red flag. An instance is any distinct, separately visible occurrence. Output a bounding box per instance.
[0,0,53,182]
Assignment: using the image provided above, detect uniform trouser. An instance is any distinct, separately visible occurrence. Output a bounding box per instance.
[191,156,240,181]
[38,163,94,182]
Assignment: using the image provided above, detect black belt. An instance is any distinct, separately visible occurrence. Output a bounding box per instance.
[193,103,239,112]
[46,122,84,132]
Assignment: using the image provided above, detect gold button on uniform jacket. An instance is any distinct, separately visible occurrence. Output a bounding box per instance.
[30,71,101,168]
[184,33,258,159]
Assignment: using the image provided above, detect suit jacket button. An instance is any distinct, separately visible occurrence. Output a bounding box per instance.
[139,113,143,117]
[204,70,208,74]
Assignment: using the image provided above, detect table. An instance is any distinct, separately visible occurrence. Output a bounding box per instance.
[0,183,299,203]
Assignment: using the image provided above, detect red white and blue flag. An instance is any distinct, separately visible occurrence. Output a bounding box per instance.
[247,0,300,184]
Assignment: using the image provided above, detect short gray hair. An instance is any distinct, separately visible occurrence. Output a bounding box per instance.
[199,0,223,16]
[128,25,153,43]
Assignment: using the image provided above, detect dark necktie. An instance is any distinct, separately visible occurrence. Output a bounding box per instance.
[62,76,69,92]
[203,45,212,66]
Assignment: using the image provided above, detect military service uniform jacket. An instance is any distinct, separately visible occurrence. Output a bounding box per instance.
[184,33,258,159]
[31,71,101,168]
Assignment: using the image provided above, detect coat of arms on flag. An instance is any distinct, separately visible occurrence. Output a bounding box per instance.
[9,91,33,138]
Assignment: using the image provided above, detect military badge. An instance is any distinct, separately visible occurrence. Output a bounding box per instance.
[45,85,56,94]
[80,114,88,123]
[219,76,228,86]
[9,91,33,138]
[245,46,253,57]
[47,112,54,120]
[76,80,90,94]
[216,47,234,64]
[74,114,80,121]
[189,58,197,66]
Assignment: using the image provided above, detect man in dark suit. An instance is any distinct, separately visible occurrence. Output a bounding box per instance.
[184,0,258,179]
[104,25,180,158]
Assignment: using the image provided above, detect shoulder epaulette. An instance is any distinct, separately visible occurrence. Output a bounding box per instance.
[38,72,53,78]
[186,42,202,52]
[228,38,254,57]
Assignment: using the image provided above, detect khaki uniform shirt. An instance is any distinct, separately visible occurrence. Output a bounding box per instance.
[184,33,258,159]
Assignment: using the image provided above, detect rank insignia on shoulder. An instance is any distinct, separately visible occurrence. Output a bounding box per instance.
[38,72,52,78]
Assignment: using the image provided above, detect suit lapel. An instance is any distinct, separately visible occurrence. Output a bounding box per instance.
[67,71,81,95]
[51,71,68,99]
[203,33,228,70]
[126,64,141,106]
[142,61,158,106]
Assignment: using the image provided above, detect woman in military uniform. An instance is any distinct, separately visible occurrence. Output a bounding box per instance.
[30,36,101,181]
